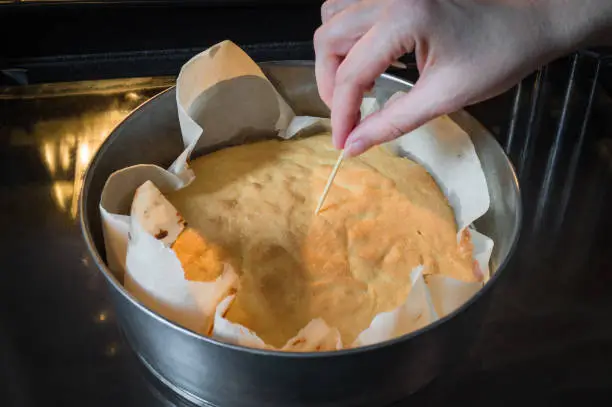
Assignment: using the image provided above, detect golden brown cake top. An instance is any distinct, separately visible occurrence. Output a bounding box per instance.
[169,134,474,347]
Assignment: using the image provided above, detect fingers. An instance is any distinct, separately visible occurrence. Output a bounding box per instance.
[314,0,382,107]
[314,52,341,108]
[321,0,362,23]
[344,70,463,157]
[331,22,411,149]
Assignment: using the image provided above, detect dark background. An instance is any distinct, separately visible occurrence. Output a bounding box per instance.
[0,1,323,83]
[2,1,612,406]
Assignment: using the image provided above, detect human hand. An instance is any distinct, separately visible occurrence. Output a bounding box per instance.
[314,0,611,157]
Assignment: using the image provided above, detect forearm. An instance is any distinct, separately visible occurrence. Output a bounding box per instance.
[547,0,612,50]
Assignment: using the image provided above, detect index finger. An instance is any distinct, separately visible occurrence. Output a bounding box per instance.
[314,1,381,107]
[331,22,410,149]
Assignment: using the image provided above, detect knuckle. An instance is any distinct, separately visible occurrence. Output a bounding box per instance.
[320,1,335,21]
[336,61,374,92]
[314,20,347,54]
[335,63,355,87]
[336,62,372,93]
[383,119,406,141]
[313,26,328,50]
[321,0,353,22]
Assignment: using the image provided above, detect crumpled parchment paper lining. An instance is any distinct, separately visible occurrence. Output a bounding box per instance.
[99,40,494,351]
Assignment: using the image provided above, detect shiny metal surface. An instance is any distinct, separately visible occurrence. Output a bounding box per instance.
[80,62,521,407]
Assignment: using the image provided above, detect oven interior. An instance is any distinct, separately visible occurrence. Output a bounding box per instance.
[1,1,612,406]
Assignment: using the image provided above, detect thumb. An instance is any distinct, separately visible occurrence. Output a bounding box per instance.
[344,70,465,157]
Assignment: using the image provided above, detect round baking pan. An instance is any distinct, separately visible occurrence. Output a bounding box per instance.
[80,61,521,407]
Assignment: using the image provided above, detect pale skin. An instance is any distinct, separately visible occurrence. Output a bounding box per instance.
[314,0,612,157]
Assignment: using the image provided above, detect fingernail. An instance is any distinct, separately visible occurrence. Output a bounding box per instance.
[346,138,364,157]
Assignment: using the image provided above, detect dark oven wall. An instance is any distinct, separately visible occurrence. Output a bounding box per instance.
[0,1,324,84]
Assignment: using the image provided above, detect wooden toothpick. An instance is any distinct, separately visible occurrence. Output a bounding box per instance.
[315,149,346,214]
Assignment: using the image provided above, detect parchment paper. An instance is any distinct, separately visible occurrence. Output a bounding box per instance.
[99,40,494,351]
